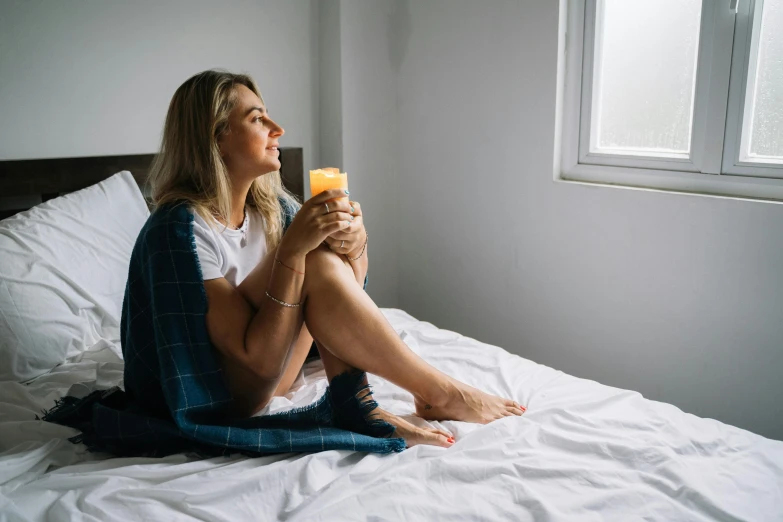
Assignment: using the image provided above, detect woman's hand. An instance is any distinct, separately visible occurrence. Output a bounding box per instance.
[324,200,366,256]
[277,188,353,261]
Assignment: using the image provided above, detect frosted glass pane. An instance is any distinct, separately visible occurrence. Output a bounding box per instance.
[592,0,702,156]
[746,0,783,163]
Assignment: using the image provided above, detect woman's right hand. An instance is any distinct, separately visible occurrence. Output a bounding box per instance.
[277,188,354,261]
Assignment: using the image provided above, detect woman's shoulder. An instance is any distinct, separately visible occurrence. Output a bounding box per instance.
[188,206,215,231]
[127,203,197,276]
[133,203,194,248]
[139,202,185,228]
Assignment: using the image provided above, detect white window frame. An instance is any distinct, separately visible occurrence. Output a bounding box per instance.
[558,0,783,202]
[723,0,783,177]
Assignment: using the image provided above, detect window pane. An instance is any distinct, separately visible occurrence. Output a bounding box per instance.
[591,0,702,157]
[744,0,783,164]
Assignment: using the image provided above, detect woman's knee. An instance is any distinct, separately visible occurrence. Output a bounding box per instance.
[304,245,352,286]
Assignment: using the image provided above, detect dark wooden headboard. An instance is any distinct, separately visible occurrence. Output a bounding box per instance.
[0,147,304,220]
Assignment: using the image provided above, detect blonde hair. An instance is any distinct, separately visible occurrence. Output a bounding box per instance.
[148,69,299,249]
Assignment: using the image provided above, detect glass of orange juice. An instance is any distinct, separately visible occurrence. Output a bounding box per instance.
[310,168,349,202]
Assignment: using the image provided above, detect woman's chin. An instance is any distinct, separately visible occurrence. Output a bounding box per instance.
[257,160,281,175]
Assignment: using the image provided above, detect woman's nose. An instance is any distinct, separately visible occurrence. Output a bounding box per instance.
[269,118,284,137]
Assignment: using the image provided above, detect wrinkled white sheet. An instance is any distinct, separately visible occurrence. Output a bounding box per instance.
[1,309,781,521]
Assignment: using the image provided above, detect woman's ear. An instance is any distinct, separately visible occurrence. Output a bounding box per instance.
[216,135,227,158]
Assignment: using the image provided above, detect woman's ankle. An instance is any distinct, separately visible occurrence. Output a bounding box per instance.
[415,376,457,409]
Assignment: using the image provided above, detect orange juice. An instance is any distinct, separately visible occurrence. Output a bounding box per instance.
[310,168,349,202]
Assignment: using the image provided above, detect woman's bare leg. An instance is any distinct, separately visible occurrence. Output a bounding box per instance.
[270,243,364,396]
[300,245,525,424]
[313,337,453,447]
[234,246,311,400]
[270,324,314,397]
[239,243,523,426]
[237,245,455,446]
[237,244,443,401]
[312,256,454,446]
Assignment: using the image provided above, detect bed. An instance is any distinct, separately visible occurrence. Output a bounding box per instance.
[0,152,781,521]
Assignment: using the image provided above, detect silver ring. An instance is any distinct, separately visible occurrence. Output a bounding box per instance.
[340,240,345,249]
[324,202,330,214]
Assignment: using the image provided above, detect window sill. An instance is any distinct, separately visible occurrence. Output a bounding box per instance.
[558,163,783,204]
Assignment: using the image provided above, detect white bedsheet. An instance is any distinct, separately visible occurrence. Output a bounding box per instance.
[1,309,781,521]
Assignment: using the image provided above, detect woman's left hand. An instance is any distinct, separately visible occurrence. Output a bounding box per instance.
[324,200,366,256]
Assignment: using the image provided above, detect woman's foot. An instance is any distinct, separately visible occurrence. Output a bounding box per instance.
[373,407,455,448]
[414,382,526,424]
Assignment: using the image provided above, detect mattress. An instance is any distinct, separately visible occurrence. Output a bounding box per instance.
[1,308,781,521]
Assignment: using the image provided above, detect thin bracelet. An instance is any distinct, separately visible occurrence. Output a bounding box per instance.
[275,256,305,275]
[265,290,301,308]
[347,232,369,261]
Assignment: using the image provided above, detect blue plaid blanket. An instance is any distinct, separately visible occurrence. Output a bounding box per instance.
[43,199,405,457]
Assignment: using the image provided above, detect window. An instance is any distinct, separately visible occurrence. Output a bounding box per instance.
[560,0,783,201]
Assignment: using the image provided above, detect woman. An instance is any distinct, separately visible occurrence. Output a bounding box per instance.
[143,70,525,450]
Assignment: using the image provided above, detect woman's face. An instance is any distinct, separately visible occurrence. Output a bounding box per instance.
[219,84,285,181]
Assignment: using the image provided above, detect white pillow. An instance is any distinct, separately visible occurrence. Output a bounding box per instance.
[0,171,149,382]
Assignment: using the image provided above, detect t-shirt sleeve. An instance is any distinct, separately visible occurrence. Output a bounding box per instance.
[192,217,224,281]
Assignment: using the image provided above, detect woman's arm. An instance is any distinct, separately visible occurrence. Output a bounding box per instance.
[324,200,368,287]
[346,230,368,286]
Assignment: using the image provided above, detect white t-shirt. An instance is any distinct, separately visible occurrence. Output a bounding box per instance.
[191,207,267,287]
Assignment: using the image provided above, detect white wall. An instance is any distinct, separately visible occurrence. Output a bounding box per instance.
[337,0,401,307]
[389,0,783,440]
[0,0,320,175]
[318,0,344,170]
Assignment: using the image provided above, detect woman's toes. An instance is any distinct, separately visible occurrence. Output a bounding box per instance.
[426,428,456,442]
[424,430,455,448]
[389,414,455,448]
[507,405,523,416]
[510,401,526,414]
